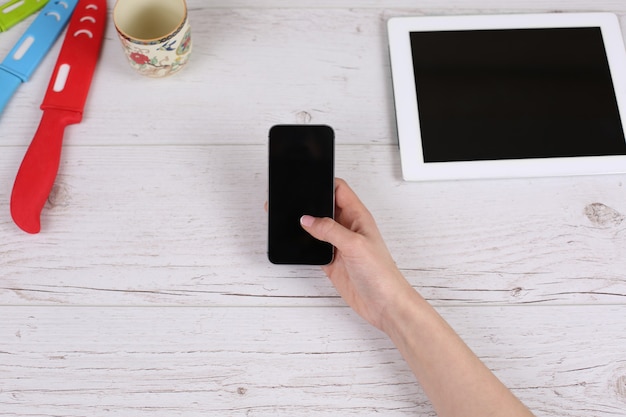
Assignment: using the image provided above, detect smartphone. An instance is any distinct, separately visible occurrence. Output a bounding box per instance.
[268,124,335,265]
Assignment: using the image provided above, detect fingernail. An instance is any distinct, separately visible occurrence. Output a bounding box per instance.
[300,215,315,227]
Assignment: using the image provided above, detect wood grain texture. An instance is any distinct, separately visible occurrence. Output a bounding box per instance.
[1,3,624,148]
[1,305,625,417]
[1,1,626,416]
[1,145,625,306]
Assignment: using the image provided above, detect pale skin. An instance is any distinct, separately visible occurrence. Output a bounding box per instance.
[297,178,535,417]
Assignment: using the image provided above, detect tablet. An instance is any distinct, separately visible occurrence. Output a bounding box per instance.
[388,13,626,181]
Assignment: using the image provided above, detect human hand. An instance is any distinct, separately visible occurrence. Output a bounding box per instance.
[300,178,413,331]
[300,180,536,417]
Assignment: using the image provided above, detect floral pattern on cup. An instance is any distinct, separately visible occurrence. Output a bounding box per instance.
[120,24,191,78]
[114,0,192,78]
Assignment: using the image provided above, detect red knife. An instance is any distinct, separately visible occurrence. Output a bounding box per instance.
[11,0,106,234]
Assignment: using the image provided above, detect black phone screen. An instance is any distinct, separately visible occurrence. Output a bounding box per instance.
[268,125,335,265]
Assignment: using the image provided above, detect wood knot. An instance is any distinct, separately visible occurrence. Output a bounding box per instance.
[46,182,72,209]
[237,387,247,396]
[583,203,625,227]
[615,375,626,403]
[295,111,312,124]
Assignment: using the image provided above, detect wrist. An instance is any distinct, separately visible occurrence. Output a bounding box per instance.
[379,282,430,340]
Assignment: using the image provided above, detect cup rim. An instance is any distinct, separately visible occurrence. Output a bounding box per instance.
[113,0,188,43]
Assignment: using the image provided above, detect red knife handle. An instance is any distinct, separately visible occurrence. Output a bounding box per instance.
[11,109,82,234]
[41,0,107,112]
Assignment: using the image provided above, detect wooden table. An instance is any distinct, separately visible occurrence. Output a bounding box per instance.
[1,1,625,415]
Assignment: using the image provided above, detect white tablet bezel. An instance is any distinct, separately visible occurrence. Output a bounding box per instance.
[388,13,626,181]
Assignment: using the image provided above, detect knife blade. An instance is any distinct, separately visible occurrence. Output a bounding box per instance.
[0,0,48,32]
[10,0,106,234]
[0,0,78,116]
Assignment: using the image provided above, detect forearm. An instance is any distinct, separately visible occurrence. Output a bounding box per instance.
[382,289,534,417]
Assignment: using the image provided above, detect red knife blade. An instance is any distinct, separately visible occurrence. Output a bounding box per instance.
[11,0,106,234]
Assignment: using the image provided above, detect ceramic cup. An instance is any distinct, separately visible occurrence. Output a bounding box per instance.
[113,0,192,77]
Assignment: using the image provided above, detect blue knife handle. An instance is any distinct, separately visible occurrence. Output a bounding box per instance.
[0,0,78,81]
[0,69,22,115]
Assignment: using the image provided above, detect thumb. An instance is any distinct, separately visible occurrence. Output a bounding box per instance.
[300,215,354,249]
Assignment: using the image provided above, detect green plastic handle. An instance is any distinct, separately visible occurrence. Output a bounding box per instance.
[0,0,48,31]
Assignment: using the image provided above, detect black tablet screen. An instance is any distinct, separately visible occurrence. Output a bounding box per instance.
[410,27,626,162]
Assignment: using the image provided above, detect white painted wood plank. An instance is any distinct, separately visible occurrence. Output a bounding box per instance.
[1,3,625,148]
[200,0,626,10]
[1,145,625,306]
[0,305,625,416]
[0,2,624,416]
[1,6,394,146]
